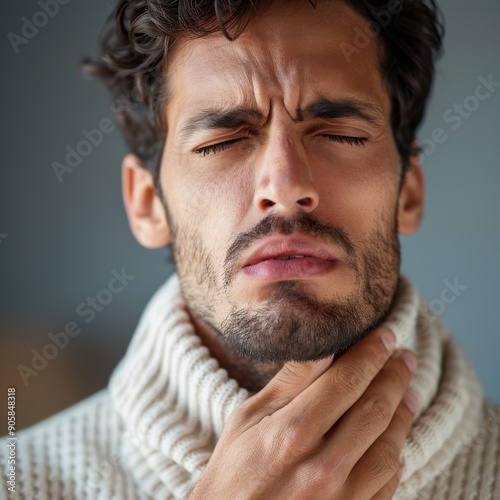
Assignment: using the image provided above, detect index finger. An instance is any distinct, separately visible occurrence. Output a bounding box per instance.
[273,327,397,439]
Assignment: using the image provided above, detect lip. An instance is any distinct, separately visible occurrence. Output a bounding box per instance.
[242,234,337,268]
[240,234,338,280]
[242,256,337,280]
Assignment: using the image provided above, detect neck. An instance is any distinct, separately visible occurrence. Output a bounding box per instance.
[109,272,487,498]
[186,306,284,392]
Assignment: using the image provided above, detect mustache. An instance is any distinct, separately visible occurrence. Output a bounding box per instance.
[223,211,356,279]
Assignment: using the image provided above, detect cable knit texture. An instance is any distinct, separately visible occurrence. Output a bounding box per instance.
[1,272,499,499]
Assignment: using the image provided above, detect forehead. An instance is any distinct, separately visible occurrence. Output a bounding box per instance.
[164,0,390,130]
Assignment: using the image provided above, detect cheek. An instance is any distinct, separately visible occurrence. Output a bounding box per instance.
[315,149,400,237]
[165,159,253,253]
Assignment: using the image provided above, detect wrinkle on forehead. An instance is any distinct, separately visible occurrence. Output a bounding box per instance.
[165,0,389,132]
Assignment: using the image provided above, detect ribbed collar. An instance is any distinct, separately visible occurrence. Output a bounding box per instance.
[109,272,483,499]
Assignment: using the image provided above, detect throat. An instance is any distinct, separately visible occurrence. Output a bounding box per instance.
[185,306,283,392]
[217,357,284,393]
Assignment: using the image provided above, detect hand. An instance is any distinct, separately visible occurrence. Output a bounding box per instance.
[189,327,418,500]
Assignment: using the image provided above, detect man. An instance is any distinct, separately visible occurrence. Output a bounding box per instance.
[2,0,499,499]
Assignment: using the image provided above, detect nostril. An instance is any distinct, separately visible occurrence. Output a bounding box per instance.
[262,199,275,208]
[298,197,312,206]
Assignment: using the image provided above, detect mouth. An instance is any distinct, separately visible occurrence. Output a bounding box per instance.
[241,235,338,280]
[242,255,337,280]
[266,255,307,260]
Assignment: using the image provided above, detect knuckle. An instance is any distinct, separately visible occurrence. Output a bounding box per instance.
[264,416,307,463]
[225,396,263,430]
[314,459,334,480]
[238,391,268,415]
[280,416,307,450]
[360,394,392,428]
[224,409,243,431]
[333,363,365,393]
[227,403,250,427]
[372,439,401,478]
[280,363,303,380]
[292,460,343,497]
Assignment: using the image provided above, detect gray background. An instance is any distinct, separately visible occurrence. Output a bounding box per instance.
[1,0,499,429]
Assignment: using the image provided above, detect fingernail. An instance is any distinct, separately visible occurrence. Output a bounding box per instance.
[403,391,418,414]
[380,329,396,352]
[397,464,404,480]
[402,350,418,372]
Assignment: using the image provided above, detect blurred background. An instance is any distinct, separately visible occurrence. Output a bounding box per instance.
[1,0,499,431]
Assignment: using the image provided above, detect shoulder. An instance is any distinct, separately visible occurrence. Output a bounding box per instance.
[466,399,500,464]
[19,388,112,435]
[423,398,500,500]
[14,389,118,452]
[1,389,133,500]
[452,399,500,497]
[475,399,500,459]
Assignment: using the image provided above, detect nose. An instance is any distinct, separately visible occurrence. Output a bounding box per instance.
[253,133,319,215]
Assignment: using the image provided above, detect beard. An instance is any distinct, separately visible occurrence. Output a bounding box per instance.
[159,190,401,363]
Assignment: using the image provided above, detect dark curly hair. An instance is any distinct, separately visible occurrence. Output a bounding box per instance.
[81,0,444,184]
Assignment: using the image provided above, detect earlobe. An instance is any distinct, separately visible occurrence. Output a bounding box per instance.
[397,147,425,235]
[122,154,171,248]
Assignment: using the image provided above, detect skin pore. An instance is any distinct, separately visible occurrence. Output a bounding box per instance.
[122,0,424,391]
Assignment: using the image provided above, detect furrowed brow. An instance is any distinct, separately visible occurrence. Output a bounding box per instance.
[299,99,384,127]
[179,107,264,142]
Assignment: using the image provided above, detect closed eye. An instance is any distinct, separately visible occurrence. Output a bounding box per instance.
[194,134,367,156]
[195,138,242,156]
[323,135,367,147]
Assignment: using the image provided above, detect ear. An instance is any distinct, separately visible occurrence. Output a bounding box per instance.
[122,153,171,248]
[397,144,425,235]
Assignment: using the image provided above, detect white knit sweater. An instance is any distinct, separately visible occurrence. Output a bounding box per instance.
[1,273,499,499]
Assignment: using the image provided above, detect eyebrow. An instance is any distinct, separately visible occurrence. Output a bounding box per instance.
[300,99,382,125]
[178,98,383,142]
[179,108,264,142]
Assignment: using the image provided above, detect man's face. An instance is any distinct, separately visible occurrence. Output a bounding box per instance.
[158,0,410,362]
